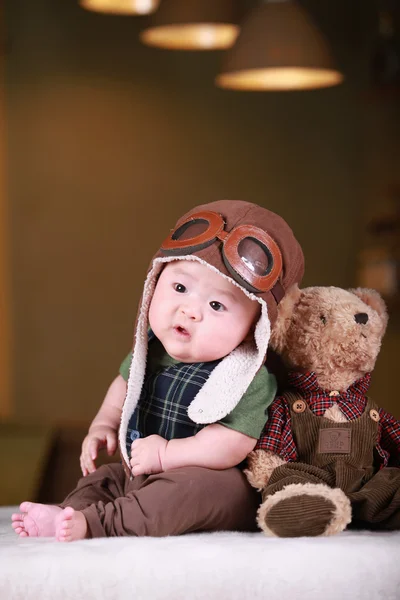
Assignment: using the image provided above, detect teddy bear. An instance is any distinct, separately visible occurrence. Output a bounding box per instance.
[245,285,400,537]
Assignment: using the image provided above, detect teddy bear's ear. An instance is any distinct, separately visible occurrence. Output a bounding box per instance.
[270,284,302,352]
[349,288,389,330]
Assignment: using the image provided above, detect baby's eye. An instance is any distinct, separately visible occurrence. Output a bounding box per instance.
[210,301,225,312]
[174,283,186,293]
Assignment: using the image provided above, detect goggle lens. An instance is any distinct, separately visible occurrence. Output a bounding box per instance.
[238,237,273,278]
[172,219,210,242]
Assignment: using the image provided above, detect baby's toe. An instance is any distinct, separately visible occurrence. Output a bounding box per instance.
[58,528,72,542]
[11,513,24,522]
[63,507,75,520]
[11,518,21,526]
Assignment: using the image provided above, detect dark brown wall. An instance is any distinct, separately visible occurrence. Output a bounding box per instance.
[5,0,399,427]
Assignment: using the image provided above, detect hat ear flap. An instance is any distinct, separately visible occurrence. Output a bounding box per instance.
[270,284,302,353]
[349,287,388,333]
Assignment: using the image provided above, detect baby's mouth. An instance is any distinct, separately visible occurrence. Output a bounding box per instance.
[174,325,190,338]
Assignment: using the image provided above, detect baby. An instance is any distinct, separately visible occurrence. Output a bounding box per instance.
[12,200,304,541]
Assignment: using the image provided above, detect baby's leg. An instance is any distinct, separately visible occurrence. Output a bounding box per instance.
[80,466,260,537]
[59,462,126,510]
[11,463,125,540]
[55,462,126,541]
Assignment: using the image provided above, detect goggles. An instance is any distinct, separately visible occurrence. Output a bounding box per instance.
[160,210,284,299]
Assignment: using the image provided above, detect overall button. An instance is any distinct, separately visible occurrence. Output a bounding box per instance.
[292,400,306,414]
[369,409,380,422]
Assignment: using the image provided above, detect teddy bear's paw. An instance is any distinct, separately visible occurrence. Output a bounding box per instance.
[257,483,351,538]
[244,450,286,490]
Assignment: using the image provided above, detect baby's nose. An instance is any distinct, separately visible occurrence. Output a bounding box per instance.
[181,304,201,321]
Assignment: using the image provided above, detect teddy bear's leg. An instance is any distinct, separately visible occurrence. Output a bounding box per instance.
[349,467,400,531]
[258,482,351,537]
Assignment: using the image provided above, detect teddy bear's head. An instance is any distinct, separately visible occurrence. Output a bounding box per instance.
[270,286,388,391]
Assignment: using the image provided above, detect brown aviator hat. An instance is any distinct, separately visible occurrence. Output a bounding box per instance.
[157,199,304,326]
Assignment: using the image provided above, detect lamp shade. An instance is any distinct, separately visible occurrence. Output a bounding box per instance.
[216,0,344,91]
[80,0,160,15]
[140,0,242,50]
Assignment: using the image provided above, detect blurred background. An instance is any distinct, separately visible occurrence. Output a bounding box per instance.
[0,0,399,504]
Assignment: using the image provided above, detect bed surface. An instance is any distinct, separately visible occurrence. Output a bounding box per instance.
[0,505,399,600]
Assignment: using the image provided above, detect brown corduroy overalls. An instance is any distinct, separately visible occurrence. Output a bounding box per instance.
[262,392,400,530]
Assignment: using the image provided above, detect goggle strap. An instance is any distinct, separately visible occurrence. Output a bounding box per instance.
[271,281,285,305]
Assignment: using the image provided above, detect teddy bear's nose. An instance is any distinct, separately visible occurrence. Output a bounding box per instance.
[355,312,368,325]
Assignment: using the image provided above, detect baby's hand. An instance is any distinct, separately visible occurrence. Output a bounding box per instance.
[80,425,118,476]
[130,435,168,476]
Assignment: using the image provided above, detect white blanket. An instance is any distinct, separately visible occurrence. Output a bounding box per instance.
[0,506,399,600]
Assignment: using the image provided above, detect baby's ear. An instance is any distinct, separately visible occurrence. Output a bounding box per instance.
[270,284,302,353]
[349,287,388,331]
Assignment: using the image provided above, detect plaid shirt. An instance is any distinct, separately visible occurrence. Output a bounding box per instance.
[256,372,400,468]
[126,332,220,456]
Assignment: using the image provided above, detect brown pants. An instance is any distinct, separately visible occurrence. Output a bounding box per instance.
[60,463,260,538]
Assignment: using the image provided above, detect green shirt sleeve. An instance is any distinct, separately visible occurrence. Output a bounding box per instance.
[218,366,277,439]
[119,351,132,381]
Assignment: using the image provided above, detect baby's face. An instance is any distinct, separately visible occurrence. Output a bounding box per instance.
[148,260,260,363]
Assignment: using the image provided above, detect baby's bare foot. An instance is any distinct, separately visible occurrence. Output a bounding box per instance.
[11,502,62,537]
[56,507,88,542]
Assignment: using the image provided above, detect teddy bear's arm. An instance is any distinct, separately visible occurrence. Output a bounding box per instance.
[244,450,287,490]
[244,396,293,489]
[378,408,400,467]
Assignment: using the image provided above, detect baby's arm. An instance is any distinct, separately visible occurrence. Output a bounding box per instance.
[163,424,256,470]
[130,424,256,475]
[130,367,276,476]
[80,374,127,475]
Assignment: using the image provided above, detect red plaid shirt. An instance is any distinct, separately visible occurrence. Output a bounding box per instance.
[256,372,400,468]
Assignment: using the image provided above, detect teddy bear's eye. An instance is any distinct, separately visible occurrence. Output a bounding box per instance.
[320,315,327,325]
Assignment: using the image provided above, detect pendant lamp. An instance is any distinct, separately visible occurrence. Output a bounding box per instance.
[140,0,242,51]
[216,0,344,91]
[80,0,160,15]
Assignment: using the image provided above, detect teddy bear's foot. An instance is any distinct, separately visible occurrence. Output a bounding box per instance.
[258,483,351,537]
